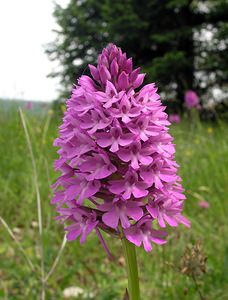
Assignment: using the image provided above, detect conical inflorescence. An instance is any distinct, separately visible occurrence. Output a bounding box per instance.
[52,44,190,252]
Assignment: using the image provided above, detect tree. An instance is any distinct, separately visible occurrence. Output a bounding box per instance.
[46,0,108,98]
[194,1,228,94]
[46,0,228,105]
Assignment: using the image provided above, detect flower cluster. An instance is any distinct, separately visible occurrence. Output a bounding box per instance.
[169,114,181,124]
[184,90,199,109]
[52,44,189,252]
[26,101,33,110]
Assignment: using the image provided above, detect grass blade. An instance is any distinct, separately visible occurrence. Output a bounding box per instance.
[44,235,67,282]
[19,108,45,300]
[0,216,35,271]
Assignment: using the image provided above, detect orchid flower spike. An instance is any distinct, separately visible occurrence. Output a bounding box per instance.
[52,44,189,253]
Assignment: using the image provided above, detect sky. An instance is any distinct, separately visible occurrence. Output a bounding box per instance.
[0,0,69,101]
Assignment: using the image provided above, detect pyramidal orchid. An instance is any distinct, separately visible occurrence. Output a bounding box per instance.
[52,44,189,300]
[184,90,199,109]
[169,113,181,124]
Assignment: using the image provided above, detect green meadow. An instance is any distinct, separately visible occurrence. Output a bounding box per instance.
[0,106,228,300]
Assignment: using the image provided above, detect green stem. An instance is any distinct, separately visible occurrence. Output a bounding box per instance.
[121,237,140,300]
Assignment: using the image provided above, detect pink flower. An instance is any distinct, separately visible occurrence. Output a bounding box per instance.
[80,110,111,134]
[198,201,210,209]
[25,102,33,110]
[146,195,190,228]
[117,142,153,170]
[109,170,149,200]
[64,175,101,204]
[78,153,117,181]
[110,94,141,123]
[184,90,199,109]
[169,114,181,124]
[96,81,124,109]
[57,201,98,243]
[99,198,143,229]
[140,156,178,188]
[124,217,167,252]
[95,121,134,152]
[127,116,161,141]
[51,44,189,252]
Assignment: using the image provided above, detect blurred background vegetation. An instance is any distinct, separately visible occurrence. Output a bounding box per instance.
[46,0,228,113]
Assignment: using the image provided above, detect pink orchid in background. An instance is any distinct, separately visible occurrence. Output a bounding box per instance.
[198,200,210,209]
[25,101,33,110]
[184,90,199,109]
[169,114,181,124]
[52,43,189,253]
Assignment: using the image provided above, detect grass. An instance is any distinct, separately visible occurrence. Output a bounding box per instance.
[0,106,228,300]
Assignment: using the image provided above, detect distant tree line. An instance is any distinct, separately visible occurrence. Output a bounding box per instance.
[46,0,228,108]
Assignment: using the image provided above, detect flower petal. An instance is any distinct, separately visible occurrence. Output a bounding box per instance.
[102,208,119,229]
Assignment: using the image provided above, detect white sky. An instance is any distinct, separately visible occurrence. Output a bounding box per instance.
[0,0,69,101]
